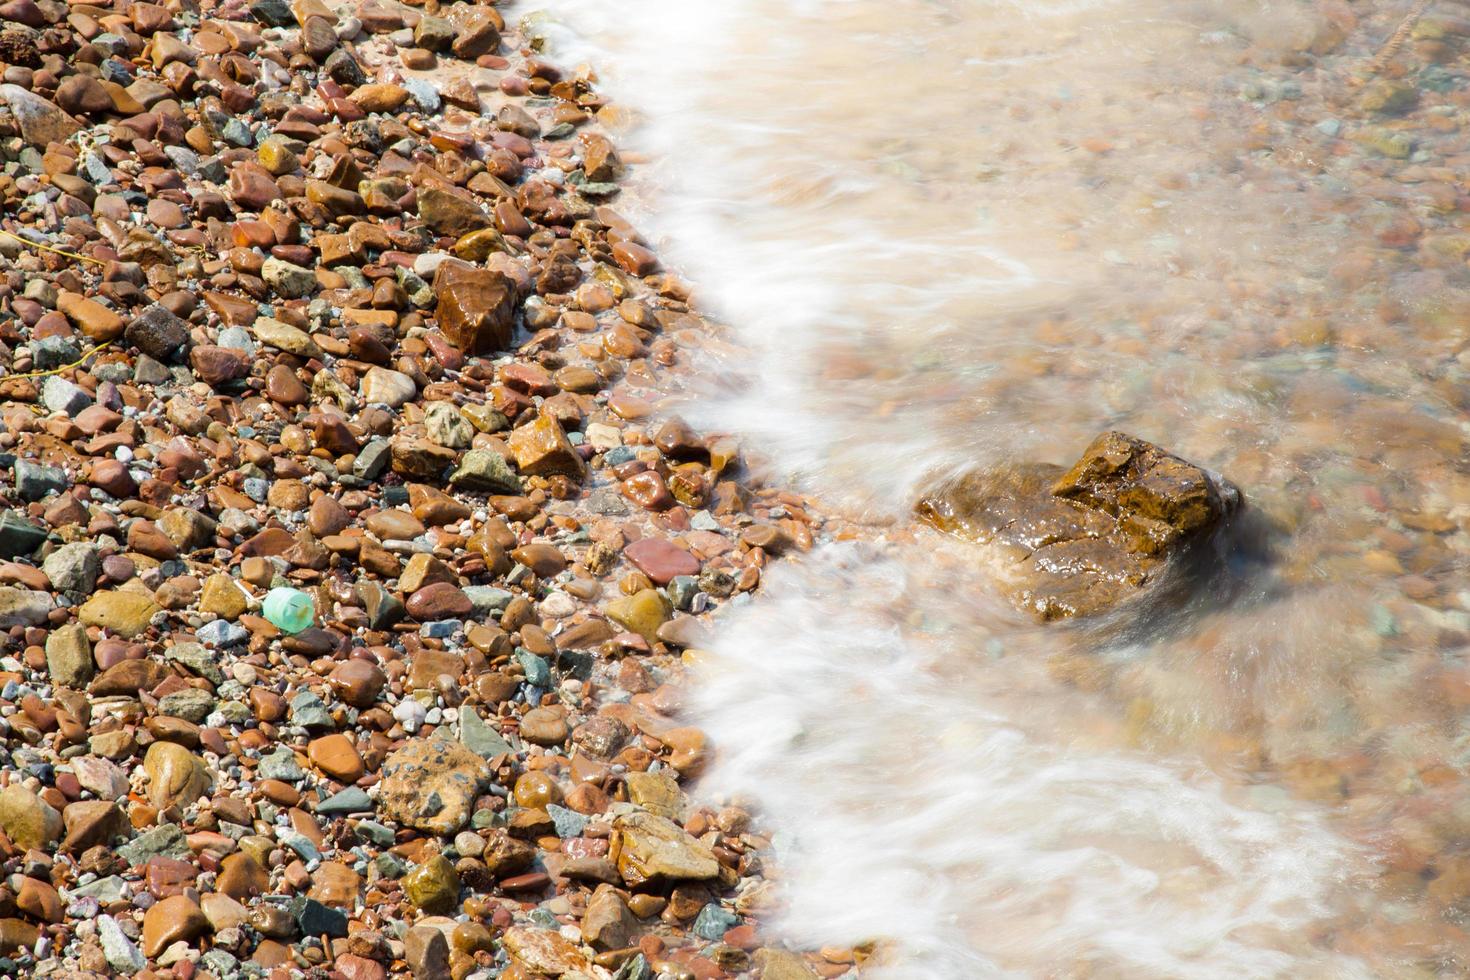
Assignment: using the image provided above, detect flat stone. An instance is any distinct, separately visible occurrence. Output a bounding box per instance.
[252,316,321,357]
[0,587,54,627]
[502,926,590,977]
[142,895,208,957]
[624,537,700,585]
[612,811,719,887]
[79,589,160,638]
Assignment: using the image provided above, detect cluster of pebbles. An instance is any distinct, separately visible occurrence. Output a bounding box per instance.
[0,0,851,978]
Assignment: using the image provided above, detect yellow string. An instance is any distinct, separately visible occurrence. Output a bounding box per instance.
[8,340,115,381]
[0,227,105,266]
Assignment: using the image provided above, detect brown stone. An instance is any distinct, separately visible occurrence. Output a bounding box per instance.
[508,414,585,479]
[309,733,365,782]
[433,263,514,355]
[15,878,61,923]
[509,543,566,579]
[405,582,472,620]
[328,658,386,708]
[377,738,485,835]
[624,537,700,585]
[408,484,470,526]
[142,895,208,957]
[418,186,491,237]
[217,851,268,900]
[915,431,1241,621]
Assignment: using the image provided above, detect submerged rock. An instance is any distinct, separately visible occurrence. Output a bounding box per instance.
[915,431,1241,621]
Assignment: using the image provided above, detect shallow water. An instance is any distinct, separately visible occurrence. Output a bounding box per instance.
[534,0,1470,975]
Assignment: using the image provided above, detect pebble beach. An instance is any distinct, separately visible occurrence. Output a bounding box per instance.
[6,0,1470,978]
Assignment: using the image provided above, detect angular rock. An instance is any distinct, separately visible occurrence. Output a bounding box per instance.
[613,812,720,887]
[419,186,492,238]
[0,587,53,627]
[45,622,92,687]
[0,84,79,145]
[915,431,1241,621]
[502,927,590,977]
[42,541,100,594]
[0,785,61,850]
[433,263,514,355]
[79,590,160,638]
[508,414,585,478]
[449,449,521,494]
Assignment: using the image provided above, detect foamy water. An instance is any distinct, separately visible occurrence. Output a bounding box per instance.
[531,0,1470,975]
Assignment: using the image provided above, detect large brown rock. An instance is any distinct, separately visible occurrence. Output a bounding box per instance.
[915,431,1241,621]
[433,263,514,355]
[377,738,485,835]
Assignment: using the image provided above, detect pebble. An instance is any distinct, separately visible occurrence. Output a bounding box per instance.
[0,4,803,974]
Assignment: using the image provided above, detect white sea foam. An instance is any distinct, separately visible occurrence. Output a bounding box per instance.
[528,0,1405,974]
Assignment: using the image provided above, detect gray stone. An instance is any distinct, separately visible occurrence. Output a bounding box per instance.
[258,746,305,782]
[463,586,512,617]
[97,914,146,973]
[40,376,91,416]
[165,642,225,685]
[424,402,472,449]
[353,439,391,480]
[117,823,189,865]
[287,895,347,937]
[546,804,588,839]
[0,587,54,627]
[42,541,100,595]
[45,623,92,687]
[289,691,332,729]
[14,459,67,501]
[459,707,512,759]
[357,580,405,630]
[402,79,440,113]
[316,787,372,816]
[197,620,249,647]
[448,450,521,494]
[158,688,215,723]
[692,903,739,941]
[30,336,79,371]
[0,512,46,559]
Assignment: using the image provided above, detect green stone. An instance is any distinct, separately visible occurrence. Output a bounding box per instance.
[403,854,459,913]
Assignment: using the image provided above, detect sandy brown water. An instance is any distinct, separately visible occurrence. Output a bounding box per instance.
[533,0,1470,975]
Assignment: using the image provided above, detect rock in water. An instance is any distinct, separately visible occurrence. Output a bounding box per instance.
[915,431,1241,621]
